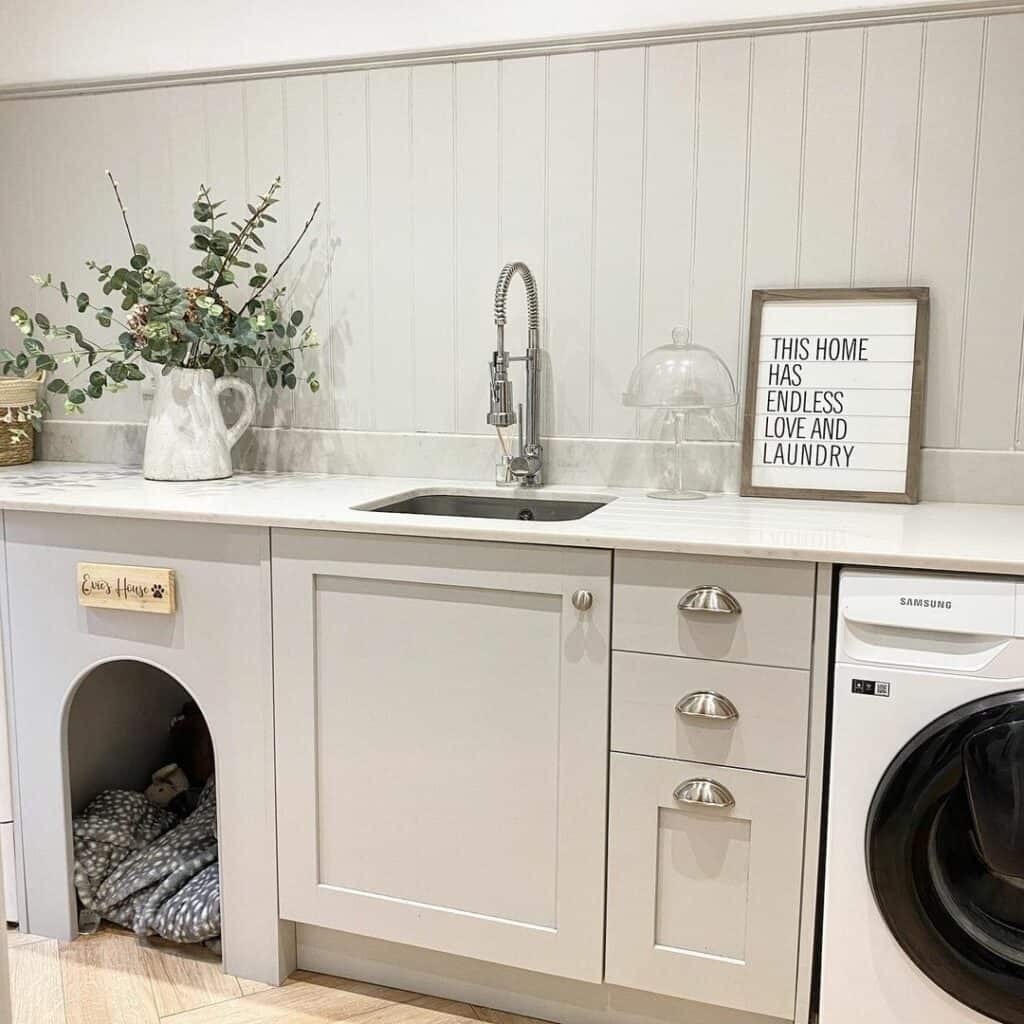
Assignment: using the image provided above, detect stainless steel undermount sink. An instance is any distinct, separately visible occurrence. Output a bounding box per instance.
[359,491,611,522]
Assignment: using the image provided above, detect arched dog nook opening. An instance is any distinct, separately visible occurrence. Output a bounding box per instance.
[59,656,222,957]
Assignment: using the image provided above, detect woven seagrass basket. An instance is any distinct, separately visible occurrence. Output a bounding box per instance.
[0,374,42,467]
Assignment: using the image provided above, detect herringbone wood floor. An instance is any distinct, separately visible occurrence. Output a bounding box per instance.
[7,924,550,1024]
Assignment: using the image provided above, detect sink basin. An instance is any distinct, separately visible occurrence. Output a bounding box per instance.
[361,491,610,522]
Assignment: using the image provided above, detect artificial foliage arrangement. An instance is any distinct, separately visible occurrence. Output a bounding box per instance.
[5,172,322,435]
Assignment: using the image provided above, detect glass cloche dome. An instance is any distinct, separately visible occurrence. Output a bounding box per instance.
[622,326,738,500]
[623,327,738,410]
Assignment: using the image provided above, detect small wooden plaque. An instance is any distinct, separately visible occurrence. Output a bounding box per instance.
[77,562,176,614]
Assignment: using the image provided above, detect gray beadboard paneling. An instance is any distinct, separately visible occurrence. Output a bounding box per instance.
[912,17,984,449]
[957,13,1024,450]
[3,13,1024,495]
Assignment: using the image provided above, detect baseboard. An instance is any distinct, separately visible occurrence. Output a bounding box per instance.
[295,924,786,1024]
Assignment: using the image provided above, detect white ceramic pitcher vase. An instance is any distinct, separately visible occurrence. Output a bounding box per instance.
[142,367,256,481]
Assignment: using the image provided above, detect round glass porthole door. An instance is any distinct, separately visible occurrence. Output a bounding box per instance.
[868,691,1024,1024]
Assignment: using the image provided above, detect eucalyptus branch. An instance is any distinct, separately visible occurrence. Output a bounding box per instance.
[211,179,281,293]
[9,172,324,413]
[106,170,138,256]
[247,201,321,308]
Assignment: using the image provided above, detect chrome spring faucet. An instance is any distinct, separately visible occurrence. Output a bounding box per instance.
[488,261,543,486]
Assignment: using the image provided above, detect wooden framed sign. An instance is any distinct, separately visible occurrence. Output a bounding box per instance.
[77,563,176,614]
[740,287,929,503]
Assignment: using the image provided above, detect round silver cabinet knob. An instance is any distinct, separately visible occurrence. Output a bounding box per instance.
[571,589,594,612]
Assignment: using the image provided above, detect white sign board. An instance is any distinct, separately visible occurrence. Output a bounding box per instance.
[741,290,928,503]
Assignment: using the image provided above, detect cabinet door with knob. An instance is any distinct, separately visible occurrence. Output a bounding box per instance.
[605,751,806,1019]
[272,530,611,981]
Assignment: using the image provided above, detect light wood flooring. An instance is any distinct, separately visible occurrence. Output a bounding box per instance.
[7,924,551,1024]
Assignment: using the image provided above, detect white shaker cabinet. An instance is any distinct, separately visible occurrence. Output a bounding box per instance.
[272,530,611,982]
[605,752,806,1019]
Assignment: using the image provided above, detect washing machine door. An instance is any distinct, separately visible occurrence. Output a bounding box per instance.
[868,690,1024,1024]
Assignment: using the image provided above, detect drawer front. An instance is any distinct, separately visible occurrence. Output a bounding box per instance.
[605,752,805,1019]
[612,652,810,776]
[613,551,815,668]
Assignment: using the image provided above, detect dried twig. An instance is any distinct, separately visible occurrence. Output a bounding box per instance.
[105,170,137,256]
[247,202,321,309]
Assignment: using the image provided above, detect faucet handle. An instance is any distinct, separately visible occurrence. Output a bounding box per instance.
[509,453,542,481]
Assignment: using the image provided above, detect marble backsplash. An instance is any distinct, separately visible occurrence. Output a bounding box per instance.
[37,419,1024,505]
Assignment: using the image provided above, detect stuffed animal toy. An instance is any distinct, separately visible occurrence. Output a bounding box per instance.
[145,763,190,806]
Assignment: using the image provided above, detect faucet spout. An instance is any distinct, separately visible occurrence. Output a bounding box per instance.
[487,261,543,486]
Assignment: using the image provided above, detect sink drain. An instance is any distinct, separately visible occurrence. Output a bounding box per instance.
[517,508,535,521]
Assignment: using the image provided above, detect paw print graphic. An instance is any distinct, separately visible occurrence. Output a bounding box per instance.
[151,584,165,600]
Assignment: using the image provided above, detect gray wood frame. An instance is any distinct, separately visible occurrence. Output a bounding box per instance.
[740,286,930,504]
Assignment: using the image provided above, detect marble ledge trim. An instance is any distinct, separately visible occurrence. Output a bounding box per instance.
[35,420,1024,504]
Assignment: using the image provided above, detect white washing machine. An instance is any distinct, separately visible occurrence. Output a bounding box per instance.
[820,567,1024,1024]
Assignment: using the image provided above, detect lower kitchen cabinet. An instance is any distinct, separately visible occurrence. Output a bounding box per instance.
[605,752,806,1019]
[272,530,612,982]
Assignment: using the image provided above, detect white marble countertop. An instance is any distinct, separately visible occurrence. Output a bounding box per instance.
[0,462,1022,575]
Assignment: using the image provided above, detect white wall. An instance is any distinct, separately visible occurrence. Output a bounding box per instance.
[0,9,1022,495]
[0,0,973,87]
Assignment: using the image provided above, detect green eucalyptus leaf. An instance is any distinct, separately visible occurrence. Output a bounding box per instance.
[76,293,90,313]
[47,378,69,394]
[67,388,86,405]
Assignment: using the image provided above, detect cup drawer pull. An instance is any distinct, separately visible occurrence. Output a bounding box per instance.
[673,778,736,809]
[675,690,739,721]
[677,585,742,615]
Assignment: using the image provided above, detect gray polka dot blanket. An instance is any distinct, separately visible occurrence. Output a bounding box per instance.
[72,777,220,946]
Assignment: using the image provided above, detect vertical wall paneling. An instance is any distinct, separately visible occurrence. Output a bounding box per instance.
[958,14,1024,450]
[739,32,807,405]
[640,44,697,362]
[17,96,75,421]
[325,70,374,430]
[166,85,210,286]
[499,57,548,435]
[132,89,177,298]
[689,37,752,441]
[367,67,415,432]
[240,79,287,426]
[545,51,596,437]
[910,18,984,449]
[591,47,646,439]
[198,81,256,428]
[1,13,1023,470]
[853,23,924,286]
[453,60,500,434]
[411,63,456,433]
[282,75,334,430]
[75,91,150,423]
[798,28,865,286]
